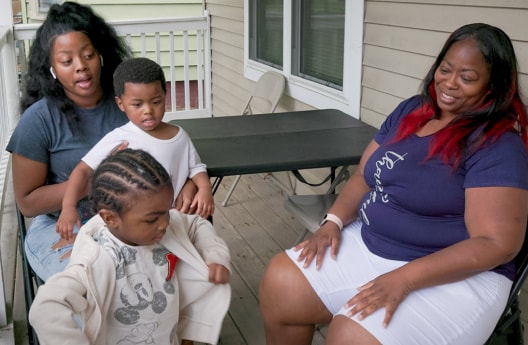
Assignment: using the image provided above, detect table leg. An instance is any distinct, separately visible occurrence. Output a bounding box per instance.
[212,176,223,195]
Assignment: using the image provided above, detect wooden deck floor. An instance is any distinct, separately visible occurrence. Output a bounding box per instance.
[211,173,326,345]
[3,172,327,345]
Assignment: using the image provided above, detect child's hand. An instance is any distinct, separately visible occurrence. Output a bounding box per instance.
[56,206,80,240]
[208,263,230,284]
[191,188,215,219]
[175,179,197,214]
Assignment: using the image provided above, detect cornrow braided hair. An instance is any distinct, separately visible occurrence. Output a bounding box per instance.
[90,149,172,215]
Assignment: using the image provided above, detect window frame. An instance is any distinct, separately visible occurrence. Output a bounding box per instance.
[244,0,364,118]
[30,0,59,20]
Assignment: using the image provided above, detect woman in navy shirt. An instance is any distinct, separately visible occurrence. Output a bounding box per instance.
[260,23,528,345]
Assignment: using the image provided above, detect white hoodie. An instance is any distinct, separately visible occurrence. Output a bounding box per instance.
[29,210,231,345]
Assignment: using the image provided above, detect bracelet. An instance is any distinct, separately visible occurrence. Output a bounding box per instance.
[320,213,343,231]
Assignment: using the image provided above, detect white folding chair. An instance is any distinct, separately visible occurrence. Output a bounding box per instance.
[221,71,286,206]
[284,166,350,245]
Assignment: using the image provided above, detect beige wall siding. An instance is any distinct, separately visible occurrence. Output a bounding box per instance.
[206,0,246,116]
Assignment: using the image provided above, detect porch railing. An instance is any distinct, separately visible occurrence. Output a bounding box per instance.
[13,11,212,122]
[0,12,212,329]
[0,24,16,328]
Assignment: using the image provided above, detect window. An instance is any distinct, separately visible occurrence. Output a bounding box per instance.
[31,0,61,19]
[292,1,344,90]
[248,0,283,69]
[245,0,364,117]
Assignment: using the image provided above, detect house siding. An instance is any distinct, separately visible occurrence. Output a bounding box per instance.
[207,0,528,337]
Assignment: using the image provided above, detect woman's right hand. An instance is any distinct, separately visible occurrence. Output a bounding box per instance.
[294,222,342,270]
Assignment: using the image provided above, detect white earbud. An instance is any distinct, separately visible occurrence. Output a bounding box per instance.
[100,55,104,67]
[49,66,57,79]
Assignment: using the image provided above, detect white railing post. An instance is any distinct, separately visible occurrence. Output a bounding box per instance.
[203,10,212,117]
[0,0,18,327]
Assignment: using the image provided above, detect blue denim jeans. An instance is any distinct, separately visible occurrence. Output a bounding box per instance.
[24,214,79,281]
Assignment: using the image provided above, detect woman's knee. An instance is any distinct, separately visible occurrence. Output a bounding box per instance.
[259,252,331,324]
[260,252,305,304]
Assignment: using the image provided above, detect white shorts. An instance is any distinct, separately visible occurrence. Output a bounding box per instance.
[286,220,512,345]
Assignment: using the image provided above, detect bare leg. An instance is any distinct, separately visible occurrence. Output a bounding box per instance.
[51,236,76,259]
[326,316,381,345]
[180,340,193,345]
[259,252,332,345]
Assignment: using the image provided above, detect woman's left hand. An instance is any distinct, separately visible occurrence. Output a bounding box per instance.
[345,270,412,328]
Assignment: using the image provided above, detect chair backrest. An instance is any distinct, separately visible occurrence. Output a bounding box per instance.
[16,205,42,345]
[508,225,528,305]
[484,222,528,344]
[243,71,285,115]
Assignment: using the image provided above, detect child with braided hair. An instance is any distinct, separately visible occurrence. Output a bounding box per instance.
[29,148,231,345]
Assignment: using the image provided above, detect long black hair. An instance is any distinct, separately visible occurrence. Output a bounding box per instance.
[421,23,522,123]
[20,1,131,131]
[395,23,527,166]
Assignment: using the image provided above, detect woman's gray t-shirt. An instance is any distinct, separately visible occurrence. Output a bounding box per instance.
[7,97,128,220]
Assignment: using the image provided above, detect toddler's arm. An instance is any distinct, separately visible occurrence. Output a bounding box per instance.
[186,215,232,276]
[190,171,215,218]
[28,269,91,344]
[208,263,230,284]
[56,162,94,240]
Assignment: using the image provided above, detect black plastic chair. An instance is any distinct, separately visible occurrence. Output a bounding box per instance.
[485,226,528,345]
[16,205,42,345]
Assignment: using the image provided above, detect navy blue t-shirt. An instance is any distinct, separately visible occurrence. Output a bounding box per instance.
[359,96,528,280]
[6,97,128,220]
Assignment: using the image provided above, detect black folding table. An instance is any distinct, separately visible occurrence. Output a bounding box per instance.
[172,109,378,193]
